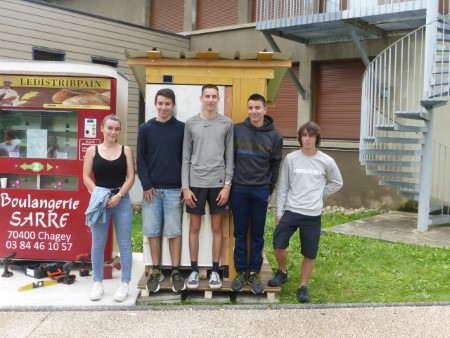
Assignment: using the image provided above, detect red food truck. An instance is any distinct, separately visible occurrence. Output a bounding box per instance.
[0,61,128,262]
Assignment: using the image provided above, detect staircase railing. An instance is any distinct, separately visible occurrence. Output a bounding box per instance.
[256,0,427,22]
[360,11,450,227]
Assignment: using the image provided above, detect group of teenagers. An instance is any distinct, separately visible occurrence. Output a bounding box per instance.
[83,84,343,304]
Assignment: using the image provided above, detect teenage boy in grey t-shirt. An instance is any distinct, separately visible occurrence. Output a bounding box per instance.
[268,122,343,303]
[182,84,234,290]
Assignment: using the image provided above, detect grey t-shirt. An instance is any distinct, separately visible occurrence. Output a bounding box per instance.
[182,113,234,189]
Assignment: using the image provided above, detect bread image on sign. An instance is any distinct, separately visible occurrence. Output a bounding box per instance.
[52,89,110,106]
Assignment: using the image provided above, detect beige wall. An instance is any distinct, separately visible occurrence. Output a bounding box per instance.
[41,0,150,26]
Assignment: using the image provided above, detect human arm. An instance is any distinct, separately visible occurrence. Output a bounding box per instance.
[324,159,343,197]
[269,135,283,195]
[107,145,135,208]
[82,146,97,193]
[275,156,290,217]
[181,122,196,207]
[136,125,153,191]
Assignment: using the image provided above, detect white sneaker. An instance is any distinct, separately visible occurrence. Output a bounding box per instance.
[186,271,200,289]
[209,271,222,289]
[113,282,129,302]
[90,281,104,301]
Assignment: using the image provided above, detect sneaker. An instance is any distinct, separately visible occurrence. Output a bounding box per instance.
[230,272,246,292]
[248,273,265,294]
[209,271,222,289]
[268,269,288,287]
[170,270,186,292]
[186,271,200,289]
[90,281,104,301]
[113,282,129,302]
[297,286,310,303]
[146,268,164,293]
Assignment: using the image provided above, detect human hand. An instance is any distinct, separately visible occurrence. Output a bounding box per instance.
[106,194,121,208]
[216,185,231,206]
[143,188,156,204]
[182,189,197,208]
[275,216,282,225]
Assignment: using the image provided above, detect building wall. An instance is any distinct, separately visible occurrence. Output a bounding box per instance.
[39,0,150,26]
[2,0,189,159]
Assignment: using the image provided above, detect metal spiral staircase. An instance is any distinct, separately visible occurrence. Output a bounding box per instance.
[360,10,450,231]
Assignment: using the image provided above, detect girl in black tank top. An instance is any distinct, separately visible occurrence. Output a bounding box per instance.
[93,145,127,189]
[82,114,135,302]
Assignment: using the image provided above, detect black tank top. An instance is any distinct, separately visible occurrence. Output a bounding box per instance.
[92,145,127,188]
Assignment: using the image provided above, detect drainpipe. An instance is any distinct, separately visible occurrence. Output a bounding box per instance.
[418,0,439,232]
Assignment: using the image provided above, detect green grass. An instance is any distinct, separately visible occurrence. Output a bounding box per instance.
[131,210,450,304]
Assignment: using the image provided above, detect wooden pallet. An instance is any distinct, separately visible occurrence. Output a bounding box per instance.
[137,259,280,302]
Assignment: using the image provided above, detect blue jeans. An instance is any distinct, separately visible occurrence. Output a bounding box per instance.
[90,193,133,282]
[230,187,270,273]
[142,189,182,238]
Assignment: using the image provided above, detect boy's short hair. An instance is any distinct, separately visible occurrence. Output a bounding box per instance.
[247,93,266,107]
[154,88,176,104]
[298,122,321,147]
[201,84,219,95]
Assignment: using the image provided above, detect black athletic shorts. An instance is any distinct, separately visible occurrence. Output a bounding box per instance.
[185,187,230,215]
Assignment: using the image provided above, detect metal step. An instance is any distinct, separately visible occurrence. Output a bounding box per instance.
[361,149,423,156]
[437,20,450,34]
[428,214,450,226]
[435,55,450,62]
[421,98,448,109]
[379,180,419,190]
[437,32,450,42]
[435,43,450,52]
[361,160,421,167]
[429,76,450,86]
[375,124,427,132]
[395,111,430,121]
[366,170,420,179]
[374,137,425,144]
[429,87,450,98]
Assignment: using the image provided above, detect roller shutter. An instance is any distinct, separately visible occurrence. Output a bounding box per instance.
[150,0,184,32]
[315,60,365,140]
[197,1,238,30]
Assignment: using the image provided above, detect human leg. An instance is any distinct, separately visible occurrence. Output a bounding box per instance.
[230,188,251,274]
[188,214,202,262]
[89,208,111,301]
[268,211,300,287]
[112,194,133,283]
[90,208,111,282]
[248,187,270,274]
[210,213,223,263]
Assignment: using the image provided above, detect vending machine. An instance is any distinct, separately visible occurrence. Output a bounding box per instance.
[0,61,128,261]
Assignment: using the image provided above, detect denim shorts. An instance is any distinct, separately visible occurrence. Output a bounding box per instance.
[142,189,182,238]
[273,210,322,259]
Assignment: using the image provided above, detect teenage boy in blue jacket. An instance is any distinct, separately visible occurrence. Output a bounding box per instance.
[230,93,283,294]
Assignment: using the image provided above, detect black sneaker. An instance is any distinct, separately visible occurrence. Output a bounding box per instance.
[268,269,288,287]
[170,270,186,292]
[248,273,265,294]
[146,268,164,293]
[297,286,310,303]
[231,272,246,292]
